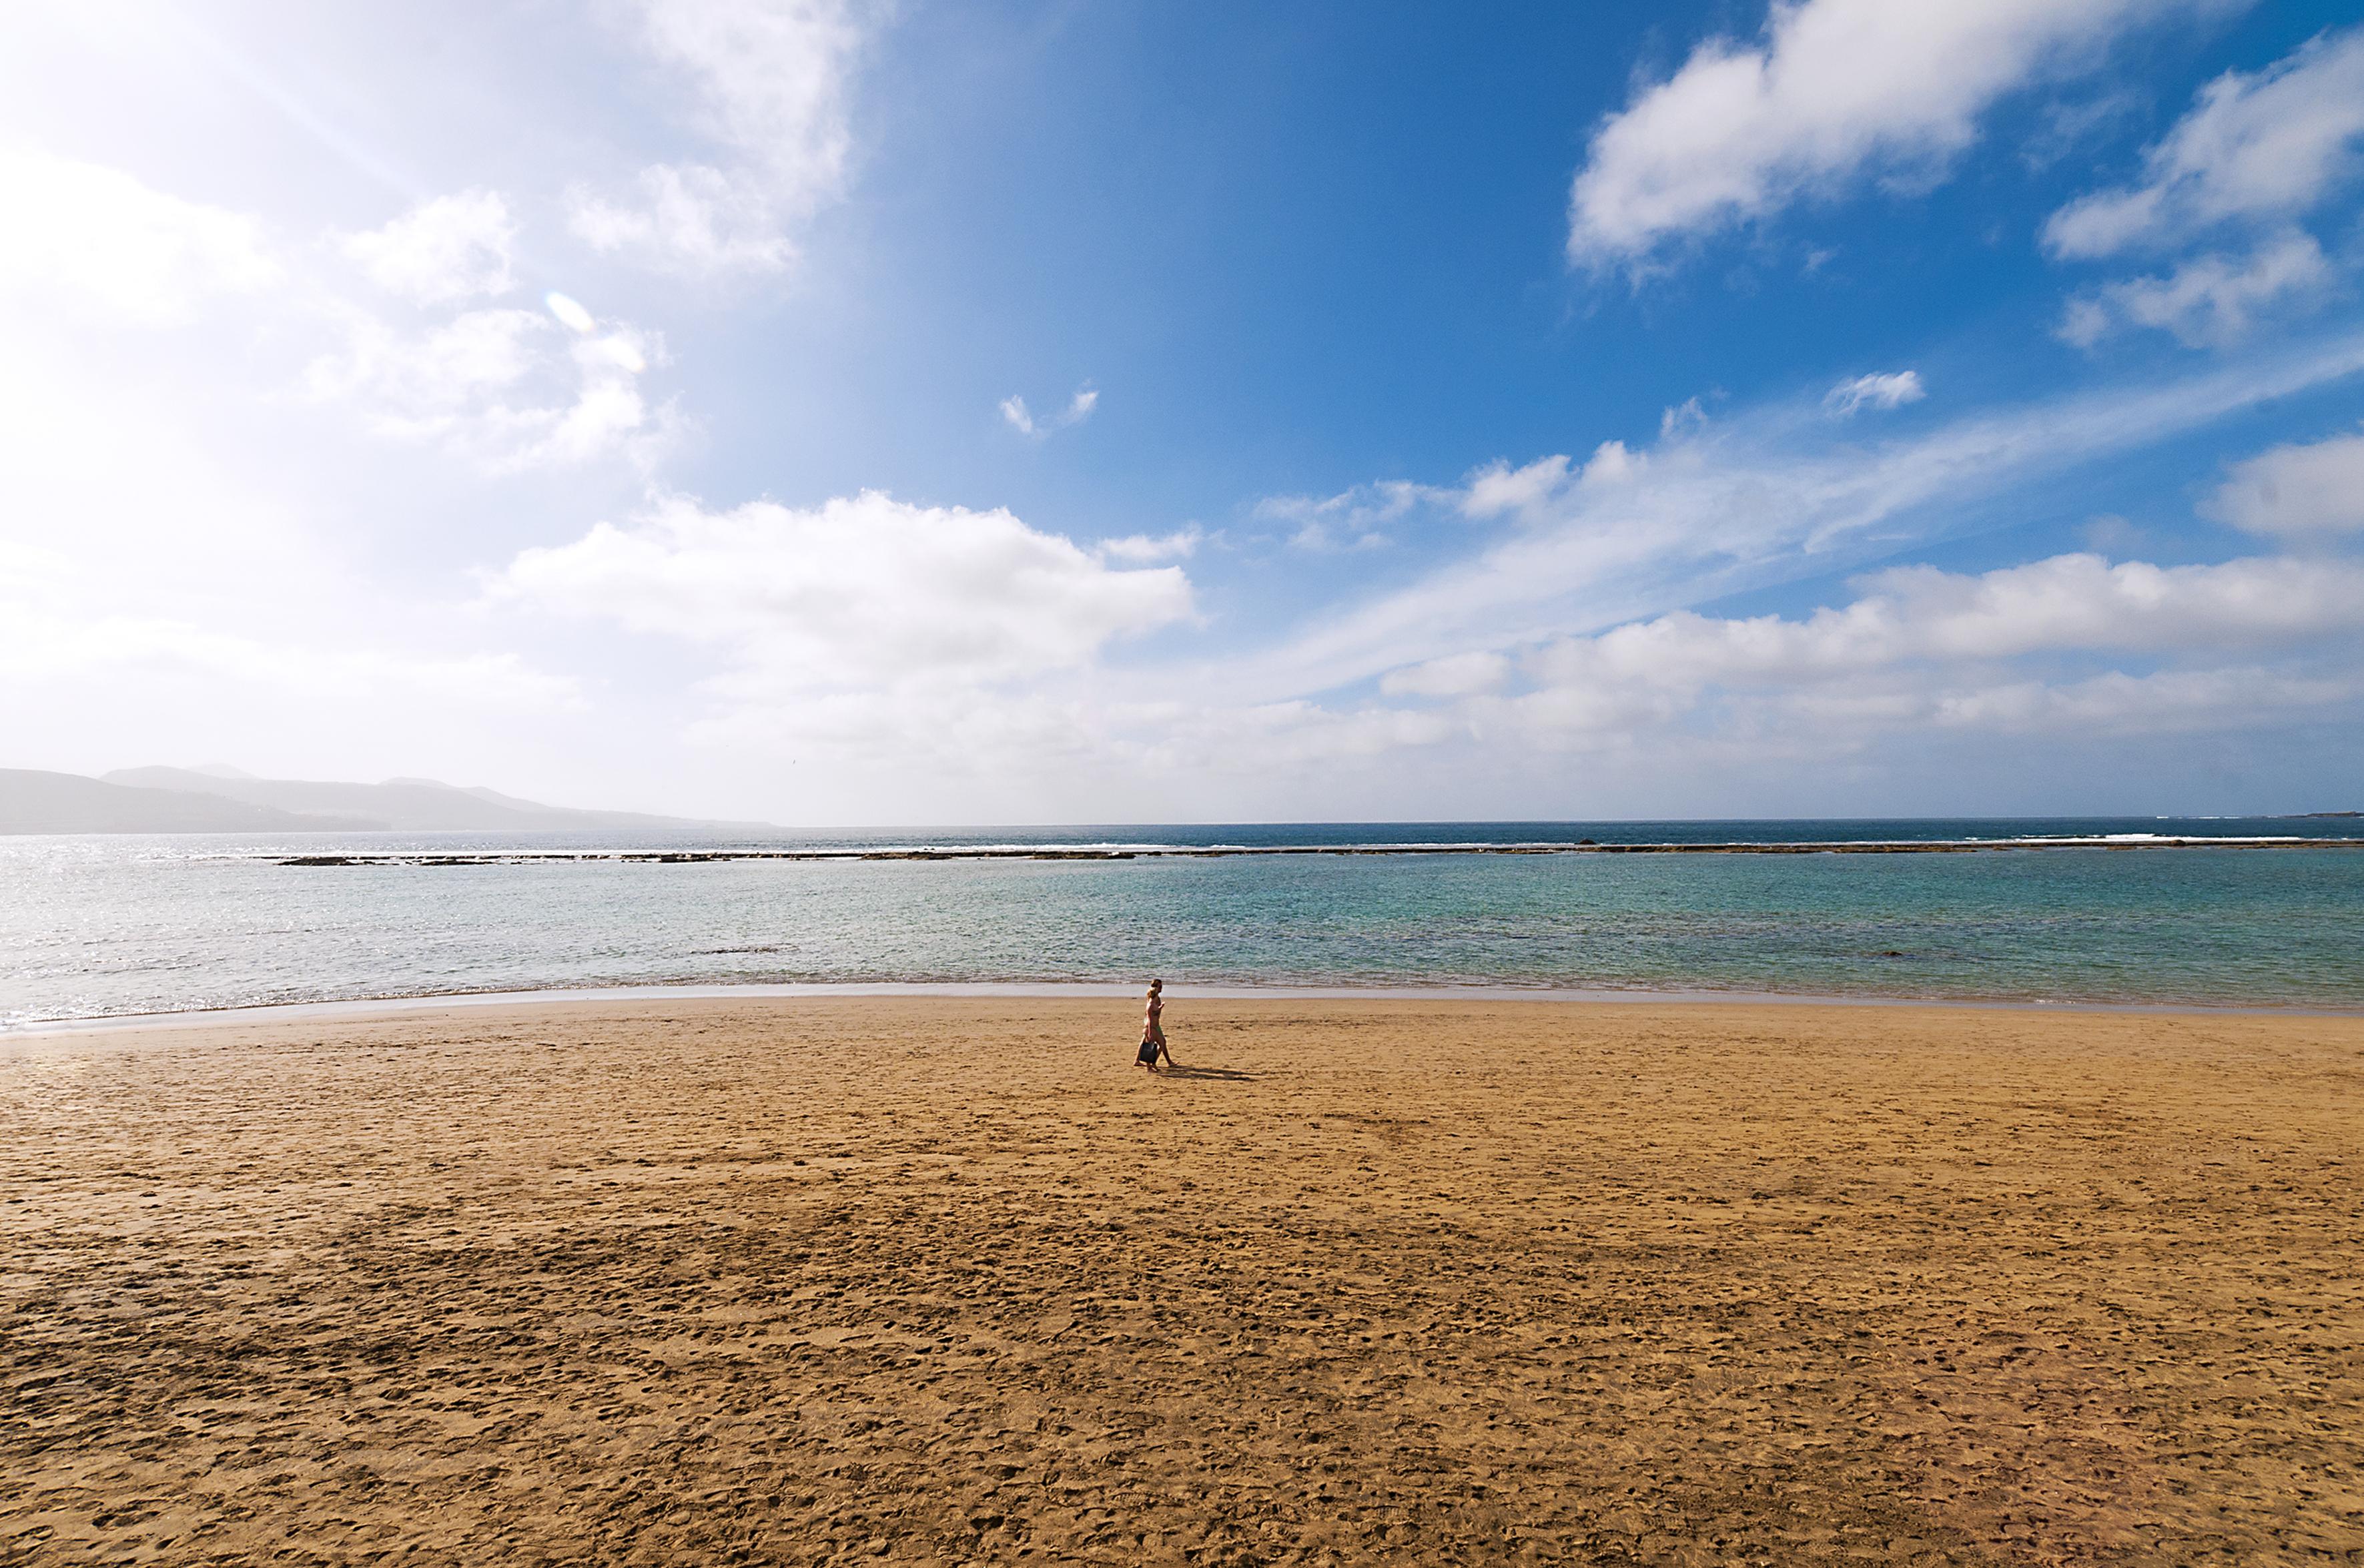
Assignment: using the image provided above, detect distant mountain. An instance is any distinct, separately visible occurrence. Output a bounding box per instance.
[97,766,773,833]
[0,769,382,835]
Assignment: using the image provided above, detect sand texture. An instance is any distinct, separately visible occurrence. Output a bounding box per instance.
[4,996,2362,1566]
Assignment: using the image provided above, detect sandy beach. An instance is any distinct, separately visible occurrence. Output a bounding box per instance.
[5,995,2361,1566]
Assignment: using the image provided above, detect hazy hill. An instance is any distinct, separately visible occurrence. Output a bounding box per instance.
[0,769,382,834]
[100,766,771,833]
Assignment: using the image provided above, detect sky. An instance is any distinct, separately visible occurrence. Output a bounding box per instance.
[4,0,2363,824]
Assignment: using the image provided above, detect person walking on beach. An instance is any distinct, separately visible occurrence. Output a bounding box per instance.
[1136,978,1175,1072]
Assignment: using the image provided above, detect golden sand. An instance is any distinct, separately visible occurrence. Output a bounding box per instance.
[4,996,2361,1565]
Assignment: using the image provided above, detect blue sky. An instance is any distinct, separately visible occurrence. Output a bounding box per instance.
[3,0,2363,821]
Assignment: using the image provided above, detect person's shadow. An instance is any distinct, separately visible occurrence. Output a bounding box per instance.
[1162,1064,1256,1082]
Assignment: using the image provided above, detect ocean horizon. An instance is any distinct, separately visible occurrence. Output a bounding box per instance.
[7,817,2360,1028]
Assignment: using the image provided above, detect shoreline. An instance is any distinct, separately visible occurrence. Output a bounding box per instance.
[258,832,2364,865]
[11,976,2364,1039]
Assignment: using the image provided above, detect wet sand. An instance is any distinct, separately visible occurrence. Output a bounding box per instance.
[4,996,2361,1565]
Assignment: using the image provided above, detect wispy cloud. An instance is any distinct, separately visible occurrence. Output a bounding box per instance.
[1000,384,1098,438]
[2048,27,2364,348]
[342,189,516,304]
[1218,330,2364,702]
[1483,550,2364,750]
[302,296,673,472]
[2044,27,2364,260]
[2058,231,2330,348]
[1254,482,1423,552]
[1097,526,1202,564]
[1379,651,1509,699]
[1824,370,1926,416]
[567,0,875,276]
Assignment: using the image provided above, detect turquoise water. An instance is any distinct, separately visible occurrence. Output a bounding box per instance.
[3,821,2361,1025]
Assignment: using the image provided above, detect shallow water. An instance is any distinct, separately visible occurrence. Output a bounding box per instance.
[3,819,2361,1024]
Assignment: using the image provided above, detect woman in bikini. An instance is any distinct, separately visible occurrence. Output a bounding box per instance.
[1136,977,1174,1072]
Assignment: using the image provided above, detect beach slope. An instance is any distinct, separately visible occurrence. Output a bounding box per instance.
[4,998,2360,1564]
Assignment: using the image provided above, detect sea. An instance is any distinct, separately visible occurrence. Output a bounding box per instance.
[4,818,2361,1029]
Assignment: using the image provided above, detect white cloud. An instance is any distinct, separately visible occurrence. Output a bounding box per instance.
[303,306,669,471]
[0,608,582,709]
[1098,526,1202,564]
[1380,651,1509,699]
[1824,370,1926,416]
[2045,26,2364,258]
[695,542,2364,809]
[1566,0,2197,268]
[568,0,869,276]
[304,307,543,426]
[0,145,280,323]
[1256,482,1423,551]
[2058,231,2330,347]
[1001,384,1098,438]
[1459,442,1663,524]
[2203,426,2364,539]
[0,536,579,712]
[494,489,1195,695]
[1659,397,1709,438]
[1461,454,1572,519]
[570,163,797,274]
[0,148,653,474]
[1577,440,1646,486]
[342,189,516,303]
[1593,552,2364,676]
[1918,665,2351,736]
[1487,551,2364,746]
[502,330,673,470]
[1141,700,1464,771]
[1224,328,2364,703]
[0,207,608,796]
